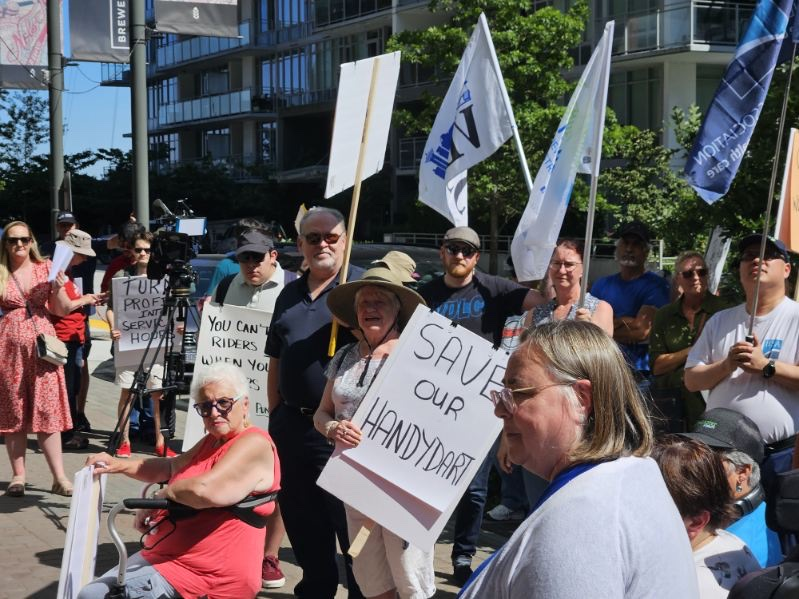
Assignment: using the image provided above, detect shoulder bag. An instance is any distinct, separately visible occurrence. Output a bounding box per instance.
[10,272,68,366]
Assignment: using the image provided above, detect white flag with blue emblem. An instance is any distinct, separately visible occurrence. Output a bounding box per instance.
[418,14,514,226]
[510,21,614,282]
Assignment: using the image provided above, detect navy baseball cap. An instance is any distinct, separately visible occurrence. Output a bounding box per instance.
[737,234,790,262]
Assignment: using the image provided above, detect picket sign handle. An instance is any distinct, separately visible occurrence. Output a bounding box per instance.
[348,519,375,557]
[328,58,383,357]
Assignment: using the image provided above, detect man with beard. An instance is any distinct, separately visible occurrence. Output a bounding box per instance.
[265,207,364,599]
[591,221,670,381]
[418,226,545,585]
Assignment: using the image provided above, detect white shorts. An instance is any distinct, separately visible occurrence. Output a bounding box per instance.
[115,364,165,391]
[345,505,436,599]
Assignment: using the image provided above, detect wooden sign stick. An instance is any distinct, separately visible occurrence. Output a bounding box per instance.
[348,519,376,557]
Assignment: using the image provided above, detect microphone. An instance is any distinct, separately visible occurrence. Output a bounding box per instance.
[177,199,194,216]
[153,198,174,216]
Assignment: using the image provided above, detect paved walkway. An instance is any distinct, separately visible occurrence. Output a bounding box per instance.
[0,336,511,598]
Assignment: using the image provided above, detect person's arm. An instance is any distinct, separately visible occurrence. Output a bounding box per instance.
[314,380,340,440]
[612,305,658,344]
[652,347,692,376]
[649,307,689,376]
[576,300,614,336]
[684,350,735,392]
[86,450,190,483]
[730,334,799,391]
[522,288,546,311]
[160,432,275,509]
[267,357,281,412]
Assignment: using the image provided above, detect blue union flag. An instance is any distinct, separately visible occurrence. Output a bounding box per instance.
[685,0,796,204]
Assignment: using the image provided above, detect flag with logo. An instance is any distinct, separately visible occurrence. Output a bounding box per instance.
[510,21,614,282]
[418,13,514,227]
[0,0,55,89]
[70,0,131,63]
[776,128,799,251]
[684,0,797,204]
[155,0,239,37]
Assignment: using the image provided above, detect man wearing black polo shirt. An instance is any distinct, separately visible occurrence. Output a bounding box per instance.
[266,207,364,599]
[419,226,545,586]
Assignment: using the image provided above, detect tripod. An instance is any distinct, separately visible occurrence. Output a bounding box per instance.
[106,278,200,457]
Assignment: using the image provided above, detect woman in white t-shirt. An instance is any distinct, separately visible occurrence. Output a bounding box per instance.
[653,435,761,598]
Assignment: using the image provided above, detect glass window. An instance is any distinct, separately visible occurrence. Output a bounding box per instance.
[696,64,724,113]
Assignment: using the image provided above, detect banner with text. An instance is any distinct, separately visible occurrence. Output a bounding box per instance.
[318,306,504,548]
[182,303,271,450]
[111,276,169,368]
[69,0,130,63]
[155,0,239,37]
[0,0,55,89]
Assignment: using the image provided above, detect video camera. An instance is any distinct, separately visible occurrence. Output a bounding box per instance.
[146,199,206,296]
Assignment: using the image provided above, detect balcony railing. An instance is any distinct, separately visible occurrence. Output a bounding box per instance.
[155,21,251,69]
[398,136,426,170]
[257,21,314,46]
[154,88,255,128]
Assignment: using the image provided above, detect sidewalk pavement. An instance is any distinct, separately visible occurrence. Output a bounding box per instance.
[0,337,512,599]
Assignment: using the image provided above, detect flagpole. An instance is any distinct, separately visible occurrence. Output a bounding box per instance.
[479,14,533,194]
[747,44,797,341]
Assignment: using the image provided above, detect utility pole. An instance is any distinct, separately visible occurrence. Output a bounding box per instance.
[131,0,150,229]
[47,0,64,239]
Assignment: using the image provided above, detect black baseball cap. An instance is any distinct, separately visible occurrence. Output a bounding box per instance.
[681,408,764,464]
[57,211,77,224]
[236,230,274,256]
[614,220,650,244]
[737,234,790,262]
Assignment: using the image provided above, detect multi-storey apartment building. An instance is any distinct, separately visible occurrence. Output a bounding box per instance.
[104,0,754,229]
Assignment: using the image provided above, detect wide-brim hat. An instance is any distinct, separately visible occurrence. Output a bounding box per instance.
[327,266,427,330]
[371,250,416,283]
[57,229,95,257]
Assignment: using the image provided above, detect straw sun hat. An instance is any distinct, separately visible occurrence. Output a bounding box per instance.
[327,266,427,330]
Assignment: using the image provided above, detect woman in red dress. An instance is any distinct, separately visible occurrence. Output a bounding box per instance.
[0,221,76,497]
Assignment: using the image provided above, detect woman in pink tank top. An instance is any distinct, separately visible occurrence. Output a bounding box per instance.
[79,363,280,599]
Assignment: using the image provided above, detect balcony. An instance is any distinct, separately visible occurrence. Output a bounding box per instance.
[152,88,261,129]
[397,136,426,172]
[154,21,251,69]
[575,1,754,64]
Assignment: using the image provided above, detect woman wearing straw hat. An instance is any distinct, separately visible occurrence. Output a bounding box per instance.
[314,266,435,599]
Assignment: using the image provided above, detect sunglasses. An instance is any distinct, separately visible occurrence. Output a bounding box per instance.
[549,260,582,272]
[680,267,708,279]
[133,247,152,254]
[192,394,242,418]
[303,232,341,245]
[445,244,477,258]
[238,251,267,263]
[5,236,31,245]
[489,382,574,415]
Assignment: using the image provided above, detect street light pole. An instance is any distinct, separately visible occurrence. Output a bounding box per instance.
[47,0,64,239]
[130,0,150,229]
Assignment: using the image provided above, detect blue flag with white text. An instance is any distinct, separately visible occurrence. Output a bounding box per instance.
[685,0,794,204]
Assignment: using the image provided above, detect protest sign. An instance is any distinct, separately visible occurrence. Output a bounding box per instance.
[705,226,731,295]
[57,467,106,599]
[318,306,505,548]
[182,303,272,450]
[49,244,74,281]
[111,276,169,368]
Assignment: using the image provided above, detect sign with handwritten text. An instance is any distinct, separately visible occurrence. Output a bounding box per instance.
[319,306,505,547]
[182,303,271,450]
[111,276,169,367]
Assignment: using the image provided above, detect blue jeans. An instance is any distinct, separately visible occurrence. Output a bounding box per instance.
[63,341,83,431]
[77,552,179,599]
[452,451,494,564]
[491,437,528,512]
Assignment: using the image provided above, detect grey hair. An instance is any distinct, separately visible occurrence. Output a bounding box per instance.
[722,450,761,488]
[190,362,249,403]
[299,207,346,235]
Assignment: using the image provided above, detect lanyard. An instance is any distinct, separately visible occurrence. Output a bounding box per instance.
[458,461,600,597]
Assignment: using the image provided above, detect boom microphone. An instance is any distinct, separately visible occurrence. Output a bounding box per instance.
[153,198,174,216]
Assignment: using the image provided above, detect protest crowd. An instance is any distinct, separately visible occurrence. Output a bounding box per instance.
[1,202,799,599]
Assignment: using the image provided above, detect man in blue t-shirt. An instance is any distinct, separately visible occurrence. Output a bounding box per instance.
[591,221,670,379]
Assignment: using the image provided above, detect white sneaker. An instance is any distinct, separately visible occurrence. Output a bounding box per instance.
[486,504,525,521]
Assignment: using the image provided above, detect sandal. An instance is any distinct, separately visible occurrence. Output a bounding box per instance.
[63,437,89,450]
[5,476,25,497]
[51,478,73,497]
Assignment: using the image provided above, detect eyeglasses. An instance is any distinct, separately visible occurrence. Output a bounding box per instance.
[192,394,242,418]
[549,261,582,272]
[5,236,31,245]
[133,247,151,254]
[680,267,708,279]
[739,250,784,263]
[445,244,477,258]
[303,232,342,245]
[489,382,574,415]
[238,252,266,263]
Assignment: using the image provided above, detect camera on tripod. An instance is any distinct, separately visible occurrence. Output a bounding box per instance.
[147,198,206,296]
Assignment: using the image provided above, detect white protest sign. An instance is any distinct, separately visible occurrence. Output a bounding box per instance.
[182,303,272,450]
[318,306,505,548]
[57,467,106,599]
[49,244,74,281]
[704,226,731,295]
[324,51,401,198]
[111,276,169,368]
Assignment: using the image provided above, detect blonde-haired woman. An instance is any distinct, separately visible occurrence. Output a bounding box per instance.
[0,221,75,497]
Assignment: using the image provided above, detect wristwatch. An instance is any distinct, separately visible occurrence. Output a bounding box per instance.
[762,359,776,379]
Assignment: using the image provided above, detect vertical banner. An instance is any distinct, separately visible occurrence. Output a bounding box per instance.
[776,128,799,252]
[0,0,54,89]
[182,303,272,450]
[69,0,130,63]
[318,306,505,549]
[704,226,731,295]
[155,0,239,37]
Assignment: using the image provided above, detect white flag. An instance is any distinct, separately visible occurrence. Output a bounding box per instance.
[418,13,514,226]
[511,21,615,282]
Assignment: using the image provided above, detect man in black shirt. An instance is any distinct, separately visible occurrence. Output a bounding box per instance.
[265,207,364,599]
[418,226,544,585]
